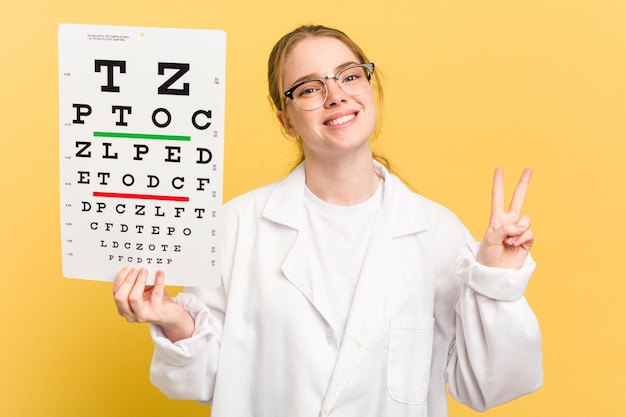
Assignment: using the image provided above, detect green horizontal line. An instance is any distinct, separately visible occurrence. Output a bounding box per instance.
[93,131,191,141]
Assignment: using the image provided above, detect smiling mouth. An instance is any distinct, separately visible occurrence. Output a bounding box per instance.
[325,113,356,126]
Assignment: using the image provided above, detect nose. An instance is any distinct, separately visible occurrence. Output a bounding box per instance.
[324,78,348,107]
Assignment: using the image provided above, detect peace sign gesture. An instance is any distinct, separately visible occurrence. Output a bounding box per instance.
[476,168,534,269]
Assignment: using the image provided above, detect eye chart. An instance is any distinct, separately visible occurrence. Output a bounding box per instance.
[59,24,226,287]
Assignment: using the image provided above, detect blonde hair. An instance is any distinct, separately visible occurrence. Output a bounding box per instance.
[267,25,390,170]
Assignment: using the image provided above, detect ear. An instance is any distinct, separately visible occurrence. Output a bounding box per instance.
[276,111,297,137]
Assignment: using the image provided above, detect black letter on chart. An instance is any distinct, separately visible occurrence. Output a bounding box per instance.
[75,141,92,158]
[95,60,126,92]
[192,109,212,130]
[157,63,190,96]
[112,105,132,126]
[72,104,92,124]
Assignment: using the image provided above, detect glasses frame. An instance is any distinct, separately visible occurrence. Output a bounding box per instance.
[283,62,375,111]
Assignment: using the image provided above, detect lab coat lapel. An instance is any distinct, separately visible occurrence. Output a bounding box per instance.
[263,163,319,307]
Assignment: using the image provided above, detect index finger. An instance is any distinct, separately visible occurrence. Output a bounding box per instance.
[508,168,533,215]
[490,167,505,218]
[113,265,133,294]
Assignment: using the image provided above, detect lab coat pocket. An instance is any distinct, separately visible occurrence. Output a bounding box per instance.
[387,317,435,405]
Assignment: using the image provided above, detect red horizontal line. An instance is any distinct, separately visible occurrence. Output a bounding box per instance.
[93,191,189,202]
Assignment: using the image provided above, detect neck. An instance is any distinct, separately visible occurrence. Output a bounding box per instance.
[304,154,380,206]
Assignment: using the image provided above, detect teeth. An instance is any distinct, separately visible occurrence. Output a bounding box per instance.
[327,113,355,126]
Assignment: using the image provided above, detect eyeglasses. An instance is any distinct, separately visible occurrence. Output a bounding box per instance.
[283,63,375,111]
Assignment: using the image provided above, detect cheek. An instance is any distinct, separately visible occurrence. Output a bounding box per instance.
[363,97,378,130]
[286,111,318,137]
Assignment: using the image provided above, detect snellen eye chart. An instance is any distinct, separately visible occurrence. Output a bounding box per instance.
[58,24,226,287]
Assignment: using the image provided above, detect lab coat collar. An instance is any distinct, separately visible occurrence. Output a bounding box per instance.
[262,160,429,236]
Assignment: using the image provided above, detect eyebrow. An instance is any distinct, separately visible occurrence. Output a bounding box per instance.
[288,60,360,88]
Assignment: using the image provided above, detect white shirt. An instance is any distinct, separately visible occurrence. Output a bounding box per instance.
[302,181,383,346]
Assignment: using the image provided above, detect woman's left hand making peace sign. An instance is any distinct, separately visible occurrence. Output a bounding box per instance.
[476,167,534,269]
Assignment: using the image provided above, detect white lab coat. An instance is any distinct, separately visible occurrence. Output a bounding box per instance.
[149,161,543,417]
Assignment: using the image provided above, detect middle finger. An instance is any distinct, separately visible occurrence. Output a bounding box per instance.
[508,168,532,216]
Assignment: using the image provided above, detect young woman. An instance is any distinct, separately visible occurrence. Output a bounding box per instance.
[113,25,542,417]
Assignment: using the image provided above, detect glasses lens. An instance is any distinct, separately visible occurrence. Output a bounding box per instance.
[338,65,373,95]
[293,80,326,111]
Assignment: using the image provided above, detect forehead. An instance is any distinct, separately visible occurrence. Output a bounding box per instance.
[282,36,360,85]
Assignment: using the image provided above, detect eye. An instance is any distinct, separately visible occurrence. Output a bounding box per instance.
[339,67,365,84]
[295,80,324,98]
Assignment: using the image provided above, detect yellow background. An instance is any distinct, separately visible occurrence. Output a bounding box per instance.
[1,0,624,415]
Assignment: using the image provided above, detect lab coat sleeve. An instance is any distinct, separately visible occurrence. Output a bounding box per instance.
[148,189,247,403]
[149,288,225,403]
[446,242,543,411]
